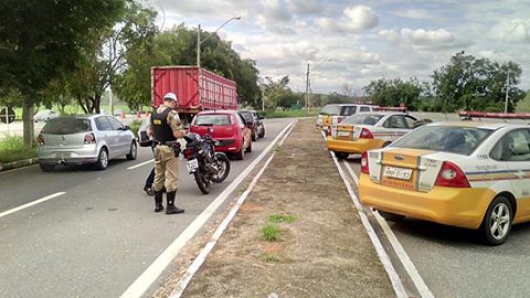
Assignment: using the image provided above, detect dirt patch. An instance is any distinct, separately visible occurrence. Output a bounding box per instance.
[155,119,395,298]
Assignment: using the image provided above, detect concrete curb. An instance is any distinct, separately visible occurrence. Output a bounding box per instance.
[0,158,39,172]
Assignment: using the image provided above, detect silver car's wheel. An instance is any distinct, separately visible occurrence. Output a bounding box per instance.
[126,142,137,160]
[95,148,109,170]
[483,196,512,246]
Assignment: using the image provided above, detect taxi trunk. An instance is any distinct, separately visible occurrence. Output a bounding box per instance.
[359,149,492,229]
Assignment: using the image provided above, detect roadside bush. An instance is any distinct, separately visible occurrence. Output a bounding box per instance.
[261,109,319,118]
[129,120,143,139]
[0,135,37,164]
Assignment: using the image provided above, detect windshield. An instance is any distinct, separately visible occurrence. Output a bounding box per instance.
[390,126,493,155]
[342,114,384,126]
[41,117,92,135]
[319,105,339,116]
[194,114,232,126]
[239,112,253,123]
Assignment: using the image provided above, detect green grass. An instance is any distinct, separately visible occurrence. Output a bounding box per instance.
[260,223,281,241]
[268,213,297,224]
[258,252,280,263]
[0,135,37,164]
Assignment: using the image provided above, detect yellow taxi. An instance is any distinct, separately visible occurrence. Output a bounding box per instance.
[326,112,418,159]
[359,122,530,245]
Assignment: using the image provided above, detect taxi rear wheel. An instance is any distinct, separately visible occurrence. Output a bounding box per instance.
[378,210,406,222]
[482,196,512,246]
[334,152,349,159]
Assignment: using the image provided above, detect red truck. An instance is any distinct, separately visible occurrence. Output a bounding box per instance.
[151,66,238,124]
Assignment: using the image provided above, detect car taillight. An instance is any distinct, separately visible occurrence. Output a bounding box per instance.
[361,151,369,174]
[360,128,373,139]
[435,161,470,188]
[183,148,194,159]
[84,133,96,144]
[37,134,45,145]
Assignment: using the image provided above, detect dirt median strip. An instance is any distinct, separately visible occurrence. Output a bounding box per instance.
[162,118,395,298]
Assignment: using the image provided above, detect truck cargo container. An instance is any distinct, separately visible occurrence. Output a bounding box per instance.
[151,66,238,125]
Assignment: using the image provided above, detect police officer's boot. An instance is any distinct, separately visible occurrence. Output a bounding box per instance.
[154,191,164,213]
[165,191,185,215]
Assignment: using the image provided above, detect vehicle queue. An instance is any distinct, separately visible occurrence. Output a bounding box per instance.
[320,105,530,246]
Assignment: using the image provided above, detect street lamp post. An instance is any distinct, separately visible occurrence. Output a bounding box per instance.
[196,16,241,67]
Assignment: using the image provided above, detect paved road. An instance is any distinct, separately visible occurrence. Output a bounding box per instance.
[0,118,293,298]
[340,156,530,298]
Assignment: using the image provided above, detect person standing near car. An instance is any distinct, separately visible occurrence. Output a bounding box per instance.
[147,92,186,214]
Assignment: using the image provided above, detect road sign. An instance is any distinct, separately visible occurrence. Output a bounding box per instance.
[0,107,15,124]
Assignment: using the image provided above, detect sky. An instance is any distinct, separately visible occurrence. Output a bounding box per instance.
[146,0,530,95]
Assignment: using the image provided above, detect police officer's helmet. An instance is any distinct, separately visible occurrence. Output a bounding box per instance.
[164,92,178,102]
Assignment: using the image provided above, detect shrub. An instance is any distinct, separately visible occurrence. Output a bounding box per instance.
[260,224,280,241]
[0,135,37,164]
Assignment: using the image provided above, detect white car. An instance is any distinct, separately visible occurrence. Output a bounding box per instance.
[326,112,419,159]
[359,121,530,245]
[34,109,59,122]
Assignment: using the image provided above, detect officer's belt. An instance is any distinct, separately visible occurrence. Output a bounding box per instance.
[155,140,179,147]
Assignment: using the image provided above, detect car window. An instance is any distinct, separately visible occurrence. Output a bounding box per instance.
[319,105,339,116]
[385,116,408,129]
[340,106,357,116]
[194,114,232,126]
[239,112,253,123]
[359,106,371,112]
[238,114,247,126]
[404,116,417,128]
[95,116,113,131]
[42,117,92,135]
[391,126,493,155]
[490,129,530,161]
[107,116,124,130]
[342,114,384,125]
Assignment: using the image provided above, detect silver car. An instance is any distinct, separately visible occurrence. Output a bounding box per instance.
[37,115,138,171]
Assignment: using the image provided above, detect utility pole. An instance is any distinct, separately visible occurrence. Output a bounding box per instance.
[504,70,510,113]
[305,63,310,115]
[197,24,201,67]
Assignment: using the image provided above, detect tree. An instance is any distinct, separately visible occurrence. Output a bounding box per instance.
[432,52,524,112]
[363,78,423,110]
[0,0,125,147]
[114,24,260,109]
[64,1,157,114]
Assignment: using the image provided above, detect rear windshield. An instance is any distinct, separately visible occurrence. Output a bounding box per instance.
[41,117,92,135]
[339,106,357,116]
[319,105,339,116]
[239,112,253,123]
[342,114,384,126]
[194,114,232,126]
[390,126,493,155]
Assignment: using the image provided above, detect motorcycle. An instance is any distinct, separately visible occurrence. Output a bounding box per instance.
[182,128,231,194]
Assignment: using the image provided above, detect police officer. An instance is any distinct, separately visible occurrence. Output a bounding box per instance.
[148,92,186,214]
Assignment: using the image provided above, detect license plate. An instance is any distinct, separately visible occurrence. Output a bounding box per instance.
[186,159,198,172]
[338,131,350,137]
[383,166,412,180]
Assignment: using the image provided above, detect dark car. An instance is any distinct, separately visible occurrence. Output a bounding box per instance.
[238,110,265,141]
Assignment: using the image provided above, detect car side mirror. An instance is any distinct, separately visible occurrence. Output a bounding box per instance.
[258,115,264,120]
[124,125,131,130]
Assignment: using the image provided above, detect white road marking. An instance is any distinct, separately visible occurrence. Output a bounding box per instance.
[329,149,408,298]
[120,120,297,298]
[347,168,435,298]
[127,159,154,170]
[0,192,66,219]
[343,160,359,185]
[169,120,297,298]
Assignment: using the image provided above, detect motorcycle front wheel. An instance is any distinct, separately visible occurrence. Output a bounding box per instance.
[210,153,231,183]
[194,170,211,194]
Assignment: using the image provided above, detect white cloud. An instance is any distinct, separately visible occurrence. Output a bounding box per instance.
[392,8,436,20]
[492,19,530,43]
[255,0,295,34]
[287,0,320,14]
[317,5,378,33]
[379,28,472,51]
